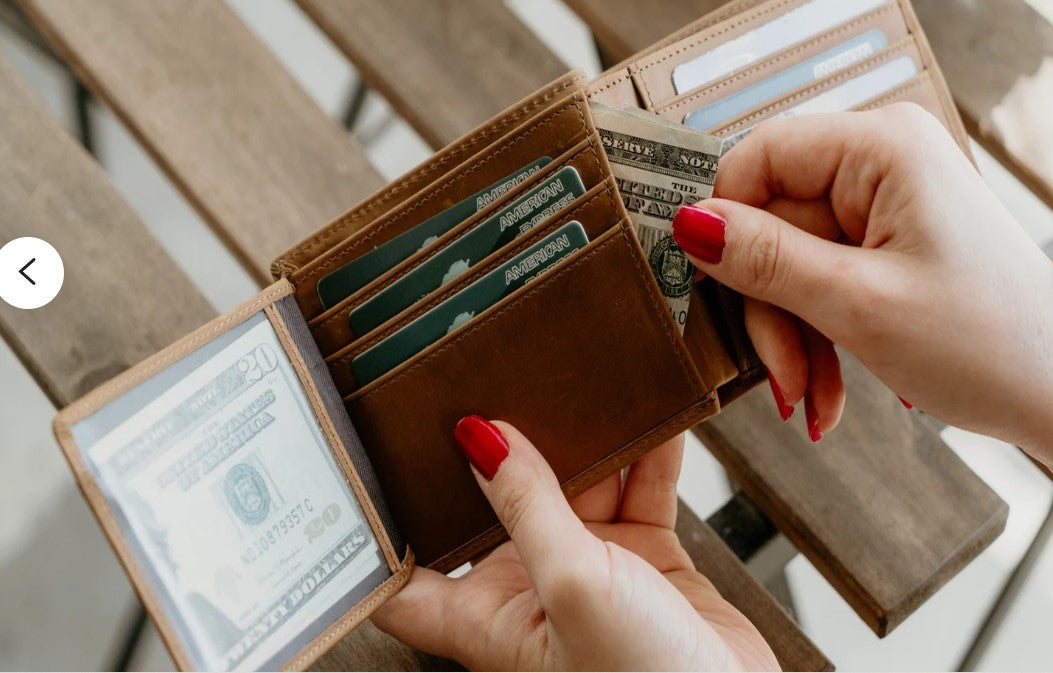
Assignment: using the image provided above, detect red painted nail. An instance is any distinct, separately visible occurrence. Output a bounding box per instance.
[672,204,725,264]
[767,371,794,421]
[454,415,509,481]
[898,396,913,410]
[804,393,823,443]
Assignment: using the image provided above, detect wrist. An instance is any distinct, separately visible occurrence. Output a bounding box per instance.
[1009,263,1053,463]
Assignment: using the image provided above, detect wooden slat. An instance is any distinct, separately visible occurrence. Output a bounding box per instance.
[913,0,1053,210]
[564,0,725,63]
[296,0,567,149]
[696,353,1008,635]
[676,502,832,672]
[0,57,213,408]
[566,0,1009,636]
[16,0,385,284]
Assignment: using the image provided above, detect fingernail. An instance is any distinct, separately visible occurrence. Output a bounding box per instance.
[898,396,913,410]
[804,393,823,443]
[672,204,725,264]
[454,415,509,481]
[767,371,794,421]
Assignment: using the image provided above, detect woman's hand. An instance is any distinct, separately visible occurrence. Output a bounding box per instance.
[671,103,1053,461]
[372,417,779,671]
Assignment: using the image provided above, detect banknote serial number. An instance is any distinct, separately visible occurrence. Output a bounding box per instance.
[239,500,347,566]
[240,498,315,566]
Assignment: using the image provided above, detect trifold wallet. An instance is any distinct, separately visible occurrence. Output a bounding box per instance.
[54,0,969,669]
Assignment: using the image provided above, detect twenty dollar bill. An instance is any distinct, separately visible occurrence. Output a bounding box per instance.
[590,102,722,333]
[82,317,383,671]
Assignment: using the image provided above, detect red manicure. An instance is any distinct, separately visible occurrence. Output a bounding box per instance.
[804,393,823,443]
[898,396,913,410]
[454,415,509,481]
[767,371,794,421]
[672,204,725,264]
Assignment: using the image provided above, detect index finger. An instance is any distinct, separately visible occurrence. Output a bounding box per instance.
[714,109,900,240]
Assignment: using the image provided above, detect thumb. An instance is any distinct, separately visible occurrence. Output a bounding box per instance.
[453,416,607,602]
[672,198,860,326]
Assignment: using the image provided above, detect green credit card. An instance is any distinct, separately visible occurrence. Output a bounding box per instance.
[316,156,552,310]
[352,221,588,386]
[348,165,586,335]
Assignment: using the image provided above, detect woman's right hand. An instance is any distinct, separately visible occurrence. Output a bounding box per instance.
[671,103,1053,462]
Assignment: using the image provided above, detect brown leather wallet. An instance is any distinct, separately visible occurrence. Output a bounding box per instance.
[55,0,971,669]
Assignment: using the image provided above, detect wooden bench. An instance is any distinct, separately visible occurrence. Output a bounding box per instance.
[5,0,831,669]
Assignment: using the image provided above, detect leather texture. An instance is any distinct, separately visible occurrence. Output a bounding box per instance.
[588,0,973,156]
[272,0,973,571]
[289,79,730,570]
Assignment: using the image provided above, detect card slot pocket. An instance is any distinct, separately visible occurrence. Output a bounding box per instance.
[709,35,924,138]
[326,177,625,394]
[654,1,908,125]
[630,0,814,108]
[850,70,948,125]
[342,221,714,570]
[291,91,598,320]
[272,70,588,277]
[308,134,610,356]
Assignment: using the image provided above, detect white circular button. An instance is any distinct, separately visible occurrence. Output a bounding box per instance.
[0,237,64,309]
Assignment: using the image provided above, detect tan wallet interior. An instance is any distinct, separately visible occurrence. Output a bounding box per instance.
[53,281,412,671]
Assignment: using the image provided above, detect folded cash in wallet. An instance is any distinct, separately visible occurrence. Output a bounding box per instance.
[55,0,970,669]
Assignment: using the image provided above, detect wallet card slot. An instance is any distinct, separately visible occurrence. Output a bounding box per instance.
[655,2,908,124]
[326,178,625,394]
[291,91,598,320]
[631,0,822,108]
[308,134,609,357]
[709,36,924,138]
[272,70,588,278]
[851,70,948,126]
[342,221,713,570]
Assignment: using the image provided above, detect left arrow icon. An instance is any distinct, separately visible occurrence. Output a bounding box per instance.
[0,238,62,308]
[19,258,36,285]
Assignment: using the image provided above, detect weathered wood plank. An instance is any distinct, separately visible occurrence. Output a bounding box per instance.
[16,0,385,284]
[677,502,832,672]
[563,0,726,64]
[696,353,1008,636]
[0,56,213,408]
[296,0,567,149]
[913,0,1053,210]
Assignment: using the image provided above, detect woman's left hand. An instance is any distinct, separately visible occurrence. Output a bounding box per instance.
[371,418,779,671]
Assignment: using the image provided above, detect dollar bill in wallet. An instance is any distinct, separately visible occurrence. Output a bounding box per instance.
[590,102,722,333]
[76,316,385,671]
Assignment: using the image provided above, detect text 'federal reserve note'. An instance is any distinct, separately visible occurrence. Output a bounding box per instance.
[590,102,722,333]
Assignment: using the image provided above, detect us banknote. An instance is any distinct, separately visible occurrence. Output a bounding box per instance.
[590,102,722,333]
[83,317,383,671]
